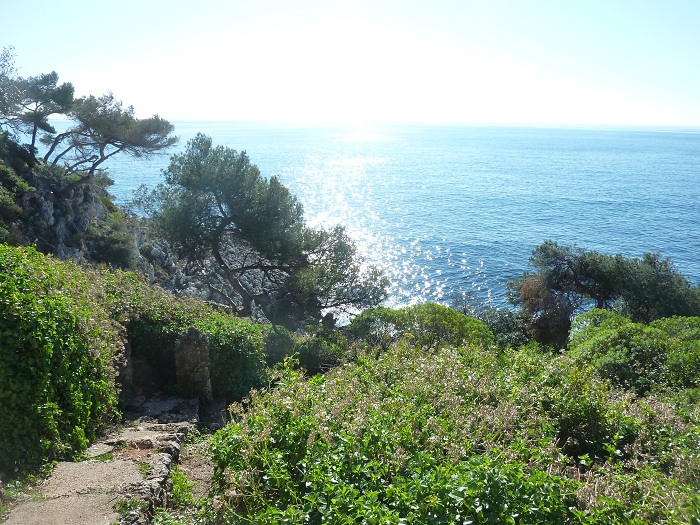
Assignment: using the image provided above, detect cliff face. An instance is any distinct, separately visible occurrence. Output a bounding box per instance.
[0,163,140,274]
[18,171,106,259]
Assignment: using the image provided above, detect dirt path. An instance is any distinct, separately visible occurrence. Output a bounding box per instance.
[3,395,199,525]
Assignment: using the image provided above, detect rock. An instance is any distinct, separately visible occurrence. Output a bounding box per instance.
[174,328,213,402]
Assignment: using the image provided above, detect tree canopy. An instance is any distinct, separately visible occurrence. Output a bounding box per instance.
[142,133,388,322]
[0,46,18,129]
[43,93,176,196]
[0,48,176,195]
[509,240,700,345]
[14,72,74,151]
[1,48,74,149]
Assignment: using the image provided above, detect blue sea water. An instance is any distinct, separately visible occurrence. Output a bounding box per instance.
[92,122,700,308]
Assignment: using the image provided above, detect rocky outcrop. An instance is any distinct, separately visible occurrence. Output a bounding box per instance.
[137,237,273,318]
[10,166,139,268]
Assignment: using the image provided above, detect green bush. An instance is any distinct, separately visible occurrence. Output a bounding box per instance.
[203,314,266,401]
[401,302,495,349]
[476,306,532,349]
[291,324,349,375]
[0,245,121,473]
[0,159,32,244]
[263,326,297,368]
[347,302,494,351]
[101,270,266,401]
[651,317,700,388]
[570,309,670,394]
[346,307,404,351]
[538,363,639,460]
[570,310,700,393]
[86,208,137,269]
[264,324,349,376]
[208,341,700,523]
[0,243,267,475]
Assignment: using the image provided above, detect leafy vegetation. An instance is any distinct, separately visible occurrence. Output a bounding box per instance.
[2,48,699,525]
[209,338,700,524]
[1,47,176,189]
[138,133,388,323]
[0,245,121,474]
[1,222,698,523]
[509,241,700,346]
[264,323,350,375]
[347,302,494,351]
[98,269,268,401]
[569,309,700,394]
[0,245,267,475]
[0,155,31,242]
[170,464,195,509]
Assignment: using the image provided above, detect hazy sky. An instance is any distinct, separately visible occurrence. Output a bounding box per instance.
[3,0,700,125]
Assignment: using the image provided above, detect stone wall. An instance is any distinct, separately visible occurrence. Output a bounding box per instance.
[174,328,213,402]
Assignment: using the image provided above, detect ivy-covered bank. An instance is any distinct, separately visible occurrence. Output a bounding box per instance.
[0,245,267,475]
[0,245,121,470]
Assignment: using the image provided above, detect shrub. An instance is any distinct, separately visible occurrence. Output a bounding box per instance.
[208,340,700,523]
[347,302,494,351]
[651,317,700,388]
[538,363,639,460]
[0,159,32,243]
[0,245,121,473]
[101,270,266,401]
[264,324,350,376]
[569,309,670,394]
[345,306,404,351]
[292,324,349,375]
[401,302,495,349]
[476,306,532,349]
[263,325,297,368]
[86,208,137,269]
[570,310,700,393]
[209,355,576,524]
[203,314,266,401]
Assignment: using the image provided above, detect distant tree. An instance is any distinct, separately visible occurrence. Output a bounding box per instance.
[43,93,176,196]
[0,46,15,80]
[476,307,532,349]
[508,274,574,348]
[0,50,74,150]
[616,253,700,323]
[347,302,494,351]
[509,241,700,345]
[526,241,621,309]
[1,51,176,193]
[12,72,74,151]
[0,46,19,129]
[452,291,531,349]
[142,133,388,321]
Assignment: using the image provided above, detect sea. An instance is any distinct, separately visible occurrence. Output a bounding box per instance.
[60,122,700,309]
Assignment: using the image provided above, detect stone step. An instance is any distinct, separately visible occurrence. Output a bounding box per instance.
[4,395,199,525]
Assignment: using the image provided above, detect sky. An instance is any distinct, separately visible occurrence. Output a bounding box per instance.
[2,0,700,126]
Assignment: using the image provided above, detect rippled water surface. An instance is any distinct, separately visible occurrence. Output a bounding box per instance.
[94,122,700,307]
